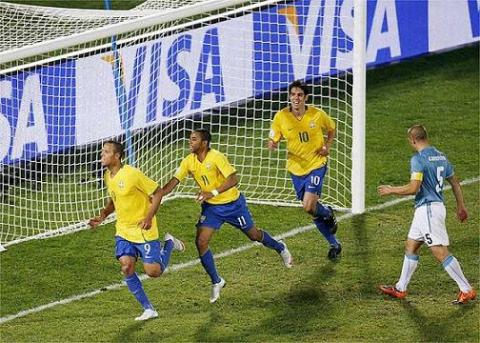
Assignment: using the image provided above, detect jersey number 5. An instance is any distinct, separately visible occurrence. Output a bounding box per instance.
[435,166,445,193]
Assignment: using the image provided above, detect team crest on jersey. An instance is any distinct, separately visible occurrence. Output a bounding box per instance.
[118,180,125,189]
[309,121,316,128]
[205,162,213,170]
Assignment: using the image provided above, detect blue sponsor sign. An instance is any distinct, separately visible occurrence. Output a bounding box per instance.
[1,0,478,165]
[1,61,76,164]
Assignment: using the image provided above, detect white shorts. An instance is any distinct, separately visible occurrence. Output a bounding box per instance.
[408,202,449,247]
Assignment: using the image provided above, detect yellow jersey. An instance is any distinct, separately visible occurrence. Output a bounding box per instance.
[105,165,159,243]
[269,106,336,176]
[174,149,240,205]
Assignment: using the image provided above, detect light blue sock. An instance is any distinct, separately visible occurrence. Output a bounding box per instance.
[314,217,339,246]
[442,255,472,292]
[124,273,153,310]
[314,202,331,219]
[200,249,221,284]
[159,239,174,271]
[260,230,284,253]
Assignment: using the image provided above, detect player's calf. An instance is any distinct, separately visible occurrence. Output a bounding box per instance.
[325,206,338,234]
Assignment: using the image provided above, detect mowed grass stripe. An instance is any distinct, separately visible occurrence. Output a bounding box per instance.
[1,177,477,325]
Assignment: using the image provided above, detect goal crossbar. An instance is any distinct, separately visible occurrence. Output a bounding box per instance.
[0,0,282,75]
[0,0,262,65]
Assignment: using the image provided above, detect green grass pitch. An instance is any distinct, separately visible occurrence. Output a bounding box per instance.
[0,1,479,341]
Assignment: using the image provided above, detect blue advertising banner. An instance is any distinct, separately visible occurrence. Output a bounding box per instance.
[1,0,478,165]
[0,61,76,164]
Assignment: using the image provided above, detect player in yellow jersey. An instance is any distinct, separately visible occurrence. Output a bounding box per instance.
[89,140,185,321]
[160,129,293,303]
[268,80,341,260]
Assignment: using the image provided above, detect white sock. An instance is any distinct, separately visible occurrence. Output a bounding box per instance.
[395,254,419,292]
[443,255,472,293]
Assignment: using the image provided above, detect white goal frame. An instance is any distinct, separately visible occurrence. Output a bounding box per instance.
[0,0,365,248]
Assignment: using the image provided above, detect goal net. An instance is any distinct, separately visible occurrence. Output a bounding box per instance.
[0,0,363,246]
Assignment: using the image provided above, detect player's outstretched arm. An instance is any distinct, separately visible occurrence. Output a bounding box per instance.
[267,139,278,151]
[377,179,421,197]
[161,177,180,198]
[89,199,114,228]
[447,175,468,222]
[139,187,163,230]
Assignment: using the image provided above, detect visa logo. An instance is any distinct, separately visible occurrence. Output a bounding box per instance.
[75,18,254,145]
[0,63,76,164]
[253,0,404,93]
[103,27,226,130]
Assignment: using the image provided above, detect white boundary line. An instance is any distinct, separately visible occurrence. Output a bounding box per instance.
[1,177,478,325]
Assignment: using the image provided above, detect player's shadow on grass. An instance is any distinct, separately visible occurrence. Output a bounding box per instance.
[194,307,225,342]
[195,263,336,341]
[350,214,375,295]
[401,299,476,342]
[116,319,162,342]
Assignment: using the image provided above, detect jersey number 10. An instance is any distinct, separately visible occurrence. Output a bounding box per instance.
[299,131,309,143]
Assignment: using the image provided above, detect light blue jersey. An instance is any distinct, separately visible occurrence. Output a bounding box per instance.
[410,146,454,208]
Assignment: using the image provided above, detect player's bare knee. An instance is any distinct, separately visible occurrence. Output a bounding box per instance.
[146,269,162,278]
[196,238,209,253]
[121,264,134,276]
[405,239,422,255]
[303,203,315,215]
[246,227,262,241]
[430,245,449,263]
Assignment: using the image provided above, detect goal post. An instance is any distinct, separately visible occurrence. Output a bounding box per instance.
[352,0,366,214]
[0,0,365,246]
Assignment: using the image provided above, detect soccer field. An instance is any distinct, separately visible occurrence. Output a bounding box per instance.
[1,0,480,341]
[0,40,478,341]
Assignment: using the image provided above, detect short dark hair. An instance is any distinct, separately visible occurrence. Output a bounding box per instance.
[193,129,212,147]
[104,140,125,159]
[288,80,310,96]
[407,125,428,141]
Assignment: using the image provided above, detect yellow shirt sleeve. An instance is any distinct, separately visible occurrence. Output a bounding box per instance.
[174,156,190,182]
[135,168,159,195]
[319,109,336,131]
[214,151,236,178]
[269,112,283,143]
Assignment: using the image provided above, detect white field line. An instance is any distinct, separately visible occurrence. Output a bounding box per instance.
[1,177,478,325]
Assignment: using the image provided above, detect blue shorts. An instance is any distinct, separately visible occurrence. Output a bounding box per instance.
[115,236,162,264]
[291,165,327,201]
[196,194,254,233]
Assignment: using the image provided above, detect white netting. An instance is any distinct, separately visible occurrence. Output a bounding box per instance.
[0,2,156,53]
[0,0,354,246]
[135,0,207,10]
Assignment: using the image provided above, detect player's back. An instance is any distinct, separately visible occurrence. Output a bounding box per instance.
[413,146,453,207]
